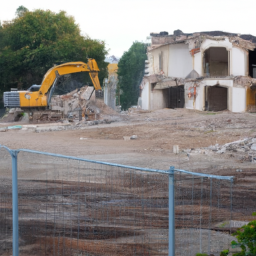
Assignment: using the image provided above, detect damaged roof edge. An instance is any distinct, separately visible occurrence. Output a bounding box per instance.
[150,30,256,43]
[149,32,256,52]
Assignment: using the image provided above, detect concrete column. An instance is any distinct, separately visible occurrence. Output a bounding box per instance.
[246,51,249,76]
[229,49,233,76]
[228,50,230,76]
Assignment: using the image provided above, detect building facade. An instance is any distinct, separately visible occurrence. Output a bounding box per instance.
[140,30,256,113]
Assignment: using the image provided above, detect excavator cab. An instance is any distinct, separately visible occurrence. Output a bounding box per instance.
[27,85,41,92]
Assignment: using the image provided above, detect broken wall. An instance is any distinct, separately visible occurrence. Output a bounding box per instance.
[184,79,247,112]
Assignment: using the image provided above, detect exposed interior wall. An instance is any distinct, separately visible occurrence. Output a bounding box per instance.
[151,89,168,110]
[246,87,256,112]
[205,86,228,111]
[204,47,228,76]
[249,50,256,78]
[232,47,246,76]
[168,44,193,78]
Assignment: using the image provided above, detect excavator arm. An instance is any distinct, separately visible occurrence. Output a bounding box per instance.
[4,59,102,108]
[39,59,101,95]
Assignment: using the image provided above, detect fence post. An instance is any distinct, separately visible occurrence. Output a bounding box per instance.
[11,150,19,256]
[169,166,175,256]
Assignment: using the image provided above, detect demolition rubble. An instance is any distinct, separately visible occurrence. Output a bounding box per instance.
[2,86,120,125]
[184,137,256,163]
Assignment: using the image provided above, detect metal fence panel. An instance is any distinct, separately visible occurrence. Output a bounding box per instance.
[174,172,233,256]
[0,147,13,255]
[17,151,169,256]
[0,146,236,256]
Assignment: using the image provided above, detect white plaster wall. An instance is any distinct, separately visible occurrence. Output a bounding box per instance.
[232,87,246,112]
[194,52,202,76]
[168,44,193,78]
[141,81,150,110]
[232,47,246,76]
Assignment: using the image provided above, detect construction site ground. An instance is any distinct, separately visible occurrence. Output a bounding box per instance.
[1,107,256,255]
[1,108,256,171]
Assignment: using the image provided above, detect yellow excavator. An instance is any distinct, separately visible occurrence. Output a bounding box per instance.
[4,59,101,109]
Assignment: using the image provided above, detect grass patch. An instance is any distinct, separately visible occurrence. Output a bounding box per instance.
[204,130,217,134]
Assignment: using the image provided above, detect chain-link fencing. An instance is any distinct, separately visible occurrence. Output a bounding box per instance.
[0,146,236,256]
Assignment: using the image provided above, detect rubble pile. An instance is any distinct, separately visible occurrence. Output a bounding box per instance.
[184,137,256,163]
[51,86,97,119]
[51,85,118,122]
[1,85,120,124]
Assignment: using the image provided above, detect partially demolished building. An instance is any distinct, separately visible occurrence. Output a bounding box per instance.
[140,30,256,112]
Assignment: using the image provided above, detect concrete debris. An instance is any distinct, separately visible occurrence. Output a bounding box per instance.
[0,127,7,132]
[173,145,179,154]
[50,86,97,118]
[184,137,256,163]
[123,135,138,141]
[7,125,22,130]
[251,144,256,151]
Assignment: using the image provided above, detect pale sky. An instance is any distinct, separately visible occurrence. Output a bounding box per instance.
[0,0,255,58]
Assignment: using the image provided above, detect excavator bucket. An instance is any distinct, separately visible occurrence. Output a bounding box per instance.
[89,72,102,91]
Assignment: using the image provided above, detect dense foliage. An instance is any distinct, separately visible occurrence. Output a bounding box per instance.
[117,42,147,110]
[0,8,108,95]
[220,219,256,256]
[230,220,256,256]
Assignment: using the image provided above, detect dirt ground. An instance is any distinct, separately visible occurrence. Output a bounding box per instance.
[1,108,256,170]
[1,108,256,255]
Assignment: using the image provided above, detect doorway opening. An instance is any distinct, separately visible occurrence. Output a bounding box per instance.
[205,85,228,111]
[249,49,256,78]
[203,47,229,76]
[167,85,185,108]
[246,85,256,112]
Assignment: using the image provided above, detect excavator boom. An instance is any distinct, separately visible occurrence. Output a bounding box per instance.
[4,59,101,108]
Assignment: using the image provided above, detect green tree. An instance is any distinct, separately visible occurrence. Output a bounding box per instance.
[0,9,108,93]
[117,42,147,110]
[231,220,256,256]
[15,5,29,18]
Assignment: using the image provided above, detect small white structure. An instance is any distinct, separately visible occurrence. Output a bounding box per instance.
[139,30,256,113]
